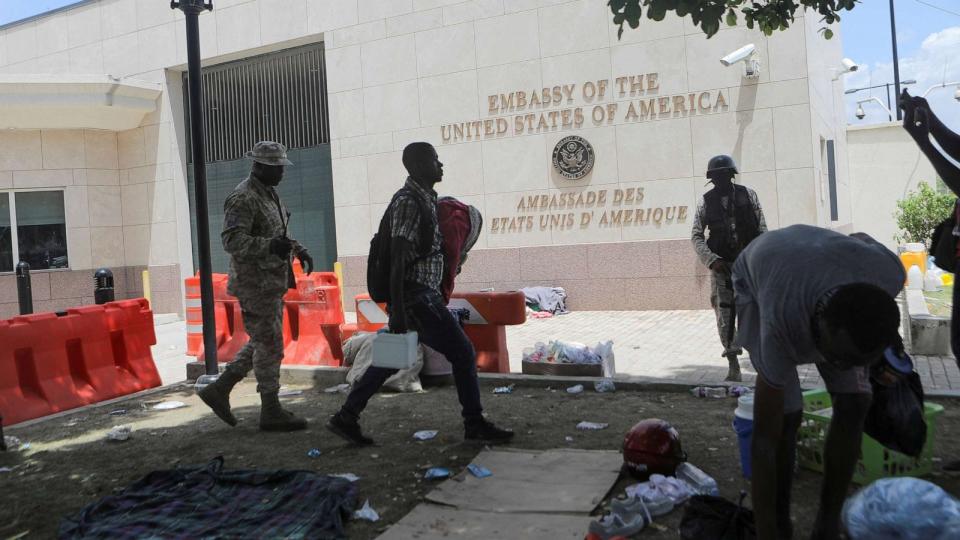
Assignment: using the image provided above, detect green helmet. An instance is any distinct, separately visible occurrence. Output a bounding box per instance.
[706,155,738,178]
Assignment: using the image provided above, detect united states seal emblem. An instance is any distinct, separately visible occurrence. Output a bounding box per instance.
[552,136,595,180]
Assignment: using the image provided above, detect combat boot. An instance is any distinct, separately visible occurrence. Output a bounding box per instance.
[198,370,244,426]
[259,391,307,432]
[725,354,742,382]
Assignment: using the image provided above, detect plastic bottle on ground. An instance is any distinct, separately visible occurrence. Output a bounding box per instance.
[675,462,720,496]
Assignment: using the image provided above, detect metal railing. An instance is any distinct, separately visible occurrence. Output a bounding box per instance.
[185,43,330,163]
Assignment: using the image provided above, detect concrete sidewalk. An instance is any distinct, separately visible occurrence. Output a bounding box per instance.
[152,309,960,391]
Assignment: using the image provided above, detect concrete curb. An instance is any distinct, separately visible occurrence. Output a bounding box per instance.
[4,382,191,431]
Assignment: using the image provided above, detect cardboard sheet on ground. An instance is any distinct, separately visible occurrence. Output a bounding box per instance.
[426,448,622,514]
[379,449,620,540]
[377,505,589,539]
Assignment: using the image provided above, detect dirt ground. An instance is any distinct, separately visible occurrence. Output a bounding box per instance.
[2,381,959,539]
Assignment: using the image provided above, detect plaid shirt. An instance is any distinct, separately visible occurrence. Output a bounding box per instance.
[389,178,444,294]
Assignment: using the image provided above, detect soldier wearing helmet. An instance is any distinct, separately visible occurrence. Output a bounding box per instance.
[198,141,313,433]
[691,154,766,381]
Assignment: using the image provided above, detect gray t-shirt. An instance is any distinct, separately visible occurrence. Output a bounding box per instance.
[732,225,905,392]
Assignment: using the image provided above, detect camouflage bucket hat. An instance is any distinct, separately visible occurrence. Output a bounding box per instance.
[245,141,293,166]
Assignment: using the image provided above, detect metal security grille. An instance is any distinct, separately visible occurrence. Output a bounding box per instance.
[184,44,330,163]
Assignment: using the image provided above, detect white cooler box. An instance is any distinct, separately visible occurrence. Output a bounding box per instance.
[371,331,419,370]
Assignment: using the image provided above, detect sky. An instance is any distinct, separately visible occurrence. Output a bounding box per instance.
[1,0,957,130]
[840,0,960,131]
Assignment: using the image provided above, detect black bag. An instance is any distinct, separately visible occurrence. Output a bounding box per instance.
[930,211,957,273]
[366,189,434,303]
[864,365,927,457]
[679,494,756,540]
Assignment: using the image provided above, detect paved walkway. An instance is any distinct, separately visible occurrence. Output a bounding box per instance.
[152,309,960,391]
[506,310,960,391]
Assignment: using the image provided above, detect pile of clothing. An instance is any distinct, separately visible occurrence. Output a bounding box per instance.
[521,287,569,316]
[523,340,614,366]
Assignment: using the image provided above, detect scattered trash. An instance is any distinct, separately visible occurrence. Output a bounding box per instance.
[467,464,492,478]
[424,467,451,480]
[565,436,574,443]
[595,379,616,393]
[627,473,695,505]
[690,386,728,398]
[152,401,187,411]
[307,448,322,458]
[109,409,127,416]
[577,421,609,430]
[567,384,584,394]
[728,386,751,397]
[278,389,304,397]
[493,385,514,394]
[370,454,379,459]
[107,426,132,442]
[331,473,360,482]
[676,462,719,496]
[19,442,31,450]
[0,467,13,473]
[4,436,22,449]
[413,430,438,441]
[324,384,351,394]
[353,499,380,522]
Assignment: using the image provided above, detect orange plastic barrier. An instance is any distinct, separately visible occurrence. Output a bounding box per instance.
[195,268,346,367]
[0,299,160,426]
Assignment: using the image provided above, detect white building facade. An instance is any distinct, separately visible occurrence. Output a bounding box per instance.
[0,0,852,316]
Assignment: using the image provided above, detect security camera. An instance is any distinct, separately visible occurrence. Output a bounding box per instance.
[720,44,760,79]
[841,58,859,73]
[855,104,866,120]
[720,44,756,66]
[955,86,960,102]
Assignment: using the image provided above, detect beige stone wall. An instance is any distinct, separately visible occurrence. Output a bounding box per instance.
[0,0,848,312]
[848,122,937,249]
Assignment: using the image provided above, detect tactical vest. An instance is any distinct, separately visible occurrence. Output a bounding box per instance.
[704,184,760,261]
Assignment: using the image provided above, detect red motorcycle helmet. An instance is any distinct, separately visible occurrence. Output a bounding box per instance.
[622,418,687,479]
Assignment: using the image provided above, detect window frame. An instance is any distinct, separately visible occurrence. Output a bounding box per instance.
[0,188,70,274]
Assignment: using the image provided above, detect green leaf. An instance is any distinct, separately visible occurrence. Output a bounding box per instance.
[726,9,738,26]
[822,28,834,39]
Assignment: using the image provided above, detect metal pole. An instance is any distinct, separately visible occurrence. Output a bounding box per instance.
[15,261,32,315]
[889,0,903,120]
[885,83,893,122]
[172,0,218,375]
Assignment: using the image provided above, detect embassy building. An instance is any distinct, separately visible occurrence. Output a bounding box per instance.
[0,0,855,316]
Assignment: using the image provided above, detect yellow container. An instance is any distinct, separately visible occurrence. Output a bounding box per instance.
[943,273,954,286]
[900,250,926,276]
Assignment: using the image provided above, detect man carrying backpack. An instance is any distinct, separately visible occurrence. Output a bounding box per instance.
[326,142,513,446]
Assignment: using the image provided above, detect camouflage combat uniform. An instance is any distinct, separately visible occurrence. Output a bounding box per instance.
[691,186,767,357]
[220,175,303,394]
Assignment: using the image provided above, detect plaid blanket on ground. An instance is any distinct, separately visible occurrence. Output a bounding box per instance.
[59,457,357,539]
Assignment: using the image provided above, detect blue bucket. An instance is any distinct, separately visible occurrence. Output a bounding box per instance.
[733,393,754,479]
[733,416,753,479]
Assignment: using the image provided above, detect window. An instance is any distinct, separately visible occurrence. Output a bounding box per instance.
[0,191,69,272]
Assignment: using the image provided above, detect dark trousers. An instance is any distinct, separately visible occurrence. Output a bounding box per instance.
[341,289,483,422]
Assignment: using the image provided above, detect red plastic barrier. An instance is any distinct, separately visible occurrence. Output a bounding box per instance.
[0,299,161,426]
[282,302,344,366]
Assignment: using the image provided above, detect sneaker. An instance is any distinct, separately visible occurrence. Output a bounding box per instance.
[464,418,514,443]
[326,413,374,446]
[588,511,647,539]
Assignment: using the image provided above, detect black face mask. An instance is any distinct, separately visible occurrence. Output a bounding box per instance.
[255,164,284,186]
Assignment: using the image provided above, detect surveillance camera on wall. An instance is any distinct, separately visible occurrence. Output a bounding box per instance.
[855,105,866,120]
[720,44,760,79]
[955,86,960,102]
[841,58,859,73]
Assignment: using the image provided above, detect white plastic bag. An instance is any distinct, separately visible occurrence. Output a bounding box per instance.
[842,478,960,540]
[595,340,615,377]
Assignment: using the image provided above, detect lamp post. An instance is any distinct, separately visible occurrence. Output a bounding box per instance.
[845,80,916,121]
[889,0,903,120]
[923,82,960,99]
[171,0,218,378]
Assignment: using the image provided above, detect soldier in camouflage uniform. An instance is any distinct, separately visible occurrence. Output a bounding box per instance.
[691,155,766,382]
[199,141,313,432]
